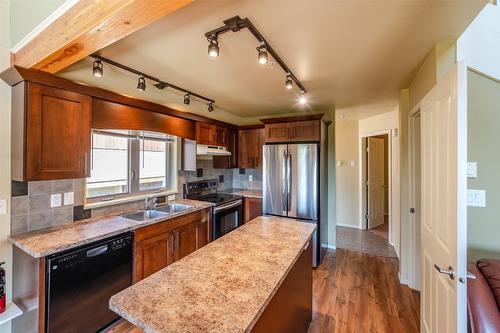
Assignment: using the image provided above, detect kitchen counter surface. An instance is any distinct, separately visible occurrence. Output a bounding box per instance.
[8,199,214,258]
[222,188,262,199]
[109,216,315,333]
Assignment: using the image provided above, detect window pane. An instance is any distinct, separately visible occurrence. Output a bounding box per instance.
[139,137,167,191]
[86,132,129,198]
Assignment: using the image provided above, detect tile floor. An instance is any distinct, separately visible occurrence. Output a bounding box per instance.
[336,219,397,258]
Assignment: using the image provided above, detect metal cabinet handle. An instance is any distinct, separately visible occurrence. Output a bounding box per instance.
[282,149,288,212]
[434,264,455,280]
[287,152,292,211]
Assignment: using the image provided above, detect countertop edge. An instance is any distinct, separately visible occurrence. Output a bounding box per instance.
[8,201,214,258]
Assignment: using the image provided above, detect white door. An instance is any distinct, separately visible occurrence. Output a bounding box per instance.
[420,62,467,333]
[367,137,385,229]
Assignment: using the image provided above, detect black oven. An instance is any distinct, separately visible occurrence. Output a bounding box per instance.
[212,199,243,240]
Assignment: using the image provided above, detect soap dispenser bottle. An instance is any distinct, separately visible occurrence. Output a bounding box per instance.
[0,261,5,314]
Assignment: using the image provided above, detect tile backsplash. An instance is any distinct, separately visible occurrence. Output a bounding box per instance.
[11,159,262,235]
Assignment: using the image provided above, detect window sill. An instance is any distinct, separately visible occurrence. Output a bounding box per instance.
[84,189,178,210]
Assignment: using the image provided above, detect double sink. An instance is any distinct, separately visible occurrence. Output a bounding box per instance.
[121,203,193,222]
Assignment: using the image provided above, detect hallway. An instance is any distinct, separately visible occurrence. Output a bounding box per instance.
[336,222,397,258]
[308,249,420,333]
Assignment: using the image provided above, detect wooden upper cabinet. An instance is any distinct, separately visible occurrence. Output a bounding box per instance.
[196,122,217,145]
[290,120,320,142]
[15,82,91,181]
[264,120,320,143]
[265,123,290,143]
[213,128,238,169]
[239,128,264,169]
[215,126,227,146]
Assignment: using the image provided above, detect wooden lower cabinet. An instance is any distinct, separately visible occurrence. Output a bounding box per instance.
[134,208,212,282]
[243,197,263,223]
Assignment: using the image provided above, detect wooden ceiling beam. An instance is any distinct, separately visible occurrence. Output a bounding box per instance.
[12,0,193,74]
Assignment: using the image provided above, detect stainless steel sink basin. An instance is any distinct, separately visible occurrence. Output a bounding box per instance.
[153,203,193,214]
[121,210,168,222]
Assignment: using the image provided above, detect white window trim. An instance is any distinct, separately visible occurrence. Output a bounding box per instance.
[84,130,179,209]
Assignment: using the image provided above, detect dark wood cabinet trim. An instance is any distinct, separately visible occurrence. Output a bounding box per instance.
[260,113,326,124]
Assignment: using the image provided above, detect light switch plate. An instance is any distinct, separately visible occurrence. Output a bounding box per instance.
[167,195,176,201]
[350,160,356,167]
[0,199,7,215]
[64,192,74,205]
[249,175,253,182]
[467,162,477,178]
[51,194,62,208]
[336,161,342,167]
[467,189,486,207]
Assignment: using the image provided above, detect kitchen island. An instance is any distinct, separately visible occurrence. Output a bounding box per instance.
[110,216,316,333]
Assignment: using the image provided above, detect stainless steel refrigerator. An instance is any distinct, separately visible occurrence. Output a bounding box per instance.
[263,143,325,267]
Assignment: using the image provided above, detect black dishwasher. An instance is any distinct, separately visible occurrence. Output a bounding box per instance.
[45,233,133,333]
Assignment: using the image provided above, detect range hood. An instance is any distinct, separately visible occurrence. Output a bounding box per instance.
[196,144,231,156]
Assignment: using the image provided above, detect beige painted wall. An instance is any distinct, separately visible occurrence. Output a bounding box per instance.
[10,0,66,46]
[326,109,336,247]
[467,70,500,261]
[0,1,12,332]
[335,120,359,228]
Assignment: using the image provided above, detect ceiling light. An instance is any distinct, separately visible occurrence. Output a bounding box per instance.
[285,75,293,89]
[257,45,268,65]
[137,75,146,91]
[299,94,307,105]
[184,93,191,105]
[93,58,103,77]
[208,102,214,112]
[208,35,219,57]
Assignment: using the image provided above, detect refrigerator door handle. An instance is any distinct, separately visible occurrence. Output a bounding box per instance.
[287,151,292,212]
[282,149,288,212]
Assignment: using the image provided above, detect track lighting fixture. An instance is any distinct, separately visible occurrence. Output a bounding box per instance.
[137,75,146,91]
[257,45,268,65]
[89,54,215,110]
[93,58,103,77]
[208,35,219,57]
[205,15,308,103]
[285,75,293,90]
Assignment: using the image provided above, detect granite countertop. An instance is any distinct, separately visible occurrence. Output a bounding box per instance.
[8,199,214,258]
[223,188,262,199]
[109,216,316,333]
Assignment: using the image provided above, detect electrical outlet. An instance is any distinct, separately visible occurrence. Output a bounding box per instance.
[0,199,7,215]
[167,195,176,201]
[64,192,74,205]
[249,175,253,182]
[51,194,62,208]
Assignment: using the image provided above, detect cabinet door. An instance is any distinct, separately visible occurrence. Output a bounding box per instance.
[265,123,290,143]
[198,208,211,247]
[238,129,259,169]
[256,129,265,168]
[290,120,320,142]
[174,222,199,261]
[134,232,174,282]
[26,83,91,180]
[196,122,216,145]
[215,126,227,147]
[244,197,263,223]
[213,128,237,169]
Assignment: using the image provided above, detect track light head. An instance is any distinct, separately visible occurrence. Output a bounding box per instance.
[285,75,293,90]
[208,35,219,57]
[137,75,146,91]
[299,94,307,105]
[154,82,168,90]
[184,93,191,105]
[93,58,103,77]
[207,102,214,112]
[257,45,268,65]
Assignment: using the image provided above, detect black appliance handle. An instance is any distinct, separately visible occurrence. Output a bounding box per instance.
[214,199,242,213]
[86,245,109,257]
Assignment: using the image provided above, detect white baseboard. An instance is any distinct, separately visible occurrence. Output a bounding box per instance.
[335,222,362,229]
[321,244,336,250]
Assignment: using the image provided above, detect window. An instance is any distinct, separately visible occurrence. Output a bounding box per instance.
[86,129,177,204]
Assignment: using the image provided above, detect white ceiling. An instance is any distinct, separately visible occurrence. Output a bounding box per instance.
[59,0,485,124]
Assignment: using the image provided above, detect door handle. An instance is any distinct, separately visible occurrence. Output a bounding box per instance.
[434,264,455,280]
[287,152,292,211]
[282,149,288,212]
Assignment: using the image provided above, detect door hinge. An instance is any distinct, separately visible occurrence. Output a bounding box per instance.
[366,147,369,152]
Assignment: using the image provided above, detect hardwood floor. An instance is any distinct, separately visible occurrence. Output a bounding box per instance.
[106,249,420,333]
[308,249,420,333]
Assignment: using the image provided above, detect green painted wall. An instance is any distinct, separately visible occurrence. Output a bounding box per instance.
[10,0,66,46]
[467,69,500,261]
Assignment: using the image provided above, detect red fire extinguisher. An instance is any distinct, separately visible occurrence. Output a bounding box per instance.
[0,261,5,314]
